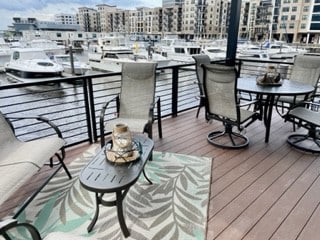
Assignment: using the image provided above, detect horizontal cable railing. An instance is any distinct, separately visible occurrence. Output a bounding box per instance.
[0,59,297,148]
[0,63,199,147]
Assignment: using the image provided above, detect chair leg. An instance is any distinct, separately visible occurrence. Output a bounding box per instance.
[157,98,163,138]
[196,97,205,118]
[207,124,249,149]
[287,128,320,153]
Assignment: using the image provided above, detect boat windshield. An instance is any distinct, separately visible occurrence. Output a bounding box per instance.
[13,50,48,60]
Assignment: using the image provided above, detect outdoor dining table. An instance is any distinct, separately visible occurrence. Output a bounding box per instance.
[237,77,315,143]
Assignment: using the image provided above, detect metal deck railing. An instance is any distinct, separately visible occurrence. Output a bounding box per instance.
[0,59,300,148]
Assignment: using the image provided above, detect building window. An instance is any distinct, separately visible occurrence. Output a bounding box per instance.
[291,15,296,20]
[282,7,290,12]
[301,23,306,29]
[281,15,288,21]
[292,6,297,12]
[312,14,320,21]
[303,6,309,12]
[289,23,294,29]
[311,23,320,30]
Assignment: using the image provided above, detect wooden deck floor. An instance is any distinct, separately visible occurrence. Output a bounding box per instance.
[1,108,320,240]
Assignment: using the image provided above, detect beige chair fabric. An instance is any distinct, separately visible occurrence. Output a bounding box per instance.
[276,55,320,114]
[192,54,211,118]
[0,112,68,206]
[100,62,162,147]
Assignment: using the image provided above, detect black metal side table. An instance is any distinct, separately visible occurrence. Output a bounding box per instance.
[79,135,154,238]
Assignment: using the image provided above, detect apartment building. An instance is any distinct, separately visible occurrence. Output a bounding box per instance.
[77,7,100,32]
[54,14,78,25]
[239,0,320,44]
[10,0,320,43]
[182,0,230,39]
[163,4,183,35]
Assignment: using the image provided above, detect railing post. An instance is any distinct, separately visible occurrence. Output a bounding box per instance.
[172,66,179,117]
[83,77,97,143]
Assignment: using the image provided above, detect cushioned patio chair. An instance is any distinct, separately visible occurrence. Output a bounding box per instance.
[285,95,320,153]
[0,219,96,240]
[276,54,320,117]
[0,111,72,216]
[202,63,261,149]
[192,54,211,118]
[99,62,162,148]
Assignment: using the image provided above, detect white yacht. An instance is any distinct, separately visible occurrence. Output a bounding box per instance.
[198,39,227,61]
[5,48,64,82]
[154,38,202,63]
[262,40,308,60]
[0,38,12,72]
[50,54,91,75]
[88,36,170,72]
[237,43,270,61]
[26,39,66,56]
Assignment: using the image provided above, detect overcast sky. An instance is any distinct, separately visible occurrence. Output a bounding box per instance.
[0,0,162,30]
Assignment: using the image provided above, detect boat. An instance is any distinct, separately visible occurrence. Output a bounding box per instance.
[198,39,227,61]
[50,54,91,75]
[237,43,270,61]
[154,38,202,63]
[89,48,170,72]
[26,39,66,56]
[88,36,170,72]
[0,38,12,72]
[5,48,64,82]
[262,40,308,60]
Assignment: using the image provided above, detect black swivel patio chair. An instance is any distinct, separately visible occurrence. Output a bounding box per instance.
[275,54,320,117]
[202,63,261,149]
[285,95,320,153]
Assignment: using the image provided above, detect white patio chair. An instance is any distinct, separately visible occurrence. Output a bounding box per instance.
[0,111,72,215]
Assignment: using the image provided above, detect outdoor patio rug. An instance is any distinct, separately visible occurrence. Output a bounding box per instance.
[16,144,212,240]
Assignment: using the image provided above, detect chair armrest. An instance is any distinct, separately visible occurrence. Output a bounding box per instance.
[237,99,259,108]
[4,114,64,139]
[100,95,119,147]
[0,219,41,240]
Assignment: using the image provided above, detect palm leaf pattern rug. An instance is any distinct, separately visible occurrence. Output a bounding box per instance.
[16,145,212,240]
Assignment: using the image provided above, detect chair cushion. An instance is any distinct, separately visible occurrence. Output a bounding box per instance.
[289,107,320,126]
[0,136,65,205]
